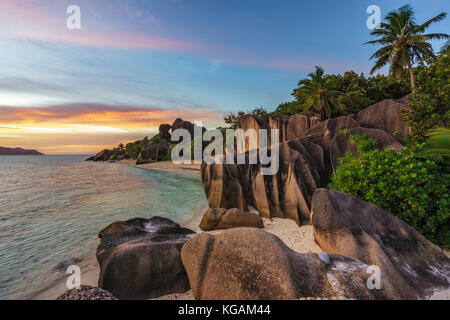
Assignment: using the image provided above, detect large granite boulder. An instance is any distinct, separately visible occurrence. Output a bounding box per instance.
[159,124,172,141]
[238,114,269,152]
[172,118,194,137]
[136,141,158,165]
[201,137,327,225]
[269,115,290,143]
[356,98,411,143]
[97,216,195,300]
[302,116,360,154]
[199,208,264,231]
[57,285,117,300]
[330,127,403,171]
[287,114,321,141]
[311,189,450,299]
[87,149,114,162]
[181,228,390,300]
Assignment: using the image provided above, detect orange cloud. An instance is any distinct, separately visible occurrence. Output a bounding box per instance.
[0,104,224,154]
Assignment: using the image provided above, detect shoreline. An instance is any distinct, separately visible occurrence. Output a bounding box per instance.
[34,159,322,300]
[113,159,202,179]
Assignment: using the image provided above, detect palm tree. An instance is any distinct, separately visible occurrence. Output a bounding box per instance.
[366,5,448,87]
[296,66,345,120]
[420,127,450,157]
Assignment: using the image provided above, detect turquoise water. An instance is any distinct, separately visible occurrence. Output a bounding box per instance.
[0,155,207,299]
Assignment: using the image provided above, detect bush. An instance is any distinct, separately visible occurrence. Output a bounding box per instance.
[150,134,165,144]
[125,137,148,159]
[328,134,450,249]
[404,48,450,145]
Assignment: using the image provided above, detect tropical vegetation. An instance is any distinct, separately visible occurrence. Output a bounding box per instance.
[365,5,448,87]
[329,134,449,249]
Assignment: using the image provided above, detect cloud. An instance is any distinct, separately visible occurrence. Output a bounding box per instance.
[0,103,224,130]
[0,103,225,154]
[0,0,358,73]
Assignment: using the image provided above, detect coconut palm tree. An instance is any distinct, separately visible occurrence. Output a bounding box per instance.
[420,127,450,157]
[366,5,448,87]
[295,66,345,120]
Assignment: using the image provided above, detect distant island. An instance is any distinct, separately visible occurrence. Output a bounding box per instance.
[0,147,44,155]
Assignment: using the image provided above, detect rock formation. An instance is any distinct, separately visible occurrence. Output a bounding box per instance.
[181,228,390,300]
[136,141,158,165]
[201,137,327,225]
[87,149,116,162]
[96,216,195,300]
[287,114,321,141]
[311,189,450,299]
[0,146,44,156]
[201,97,411,225]
[268,115,290,143]
[238,114,269,152]
[330,127,403,172]
[199,208,264,231]
[356,98,411,143]
[159,124,172,141]
[57,285,117,300]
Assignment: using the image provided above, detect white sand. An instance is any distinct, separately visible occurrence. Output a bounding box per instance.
[115,159,201,178]
[36,161,447,300]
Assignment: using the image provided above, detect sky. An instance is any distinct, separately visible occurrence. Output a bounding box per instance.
[0,0,448,154]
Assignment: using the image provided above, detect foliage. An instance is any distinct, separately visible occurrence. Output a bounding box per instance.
[420,127,450,157]
[125,137,148,159]
[293,66,345,120]
[166,144,176,161]
[329,134,450,248]
[150,134,166,144]
[324,72,411,115]
[365,5,448,87]
[224,107,269,129]
[254,69,411,124]
[272,101,304,116]
[157,144,169,161]
[404,48,450,144]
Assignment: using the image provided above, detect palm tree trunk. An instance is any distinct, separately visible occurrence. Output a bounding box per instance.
[408,60,416,88]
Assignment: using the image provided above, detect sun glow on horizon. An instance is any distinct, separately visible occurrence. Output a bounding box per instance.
[0,105,224,154]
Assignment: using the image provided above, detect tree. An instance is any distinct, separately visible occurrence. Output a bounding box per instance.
[404,48,449,144]
[366,5,448,88]
[294,66,345,120]
[420,127,450,157]
[224,107,269,129]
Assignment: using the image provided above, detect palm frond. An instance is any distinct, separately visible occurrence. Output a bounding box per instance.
[420,127,450,157]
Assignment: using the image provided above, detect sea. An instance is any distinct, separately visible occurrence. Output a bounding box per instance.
[0,155,208,299]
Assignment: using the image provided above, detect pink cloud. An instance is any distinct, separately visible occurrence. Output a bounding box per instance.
[0,0,356,73]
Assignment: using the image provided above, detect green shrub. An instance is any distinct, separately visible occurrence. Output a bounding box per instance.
[125,137,148,159]
[166,144,176,161]
[404,48,450,145]
[150,134,165,144]
[157,144,168,161]
[328,134,450,249]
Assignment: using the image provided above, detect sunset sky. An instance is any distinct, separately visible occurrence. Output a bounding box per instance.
[0,0,448,154]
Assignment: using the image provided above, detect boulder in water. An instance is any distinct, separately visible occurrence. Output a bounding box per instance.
[97,216,195,300]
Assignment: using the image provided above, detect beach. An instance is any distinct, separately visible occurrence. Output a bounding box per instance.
[34,160,322,300]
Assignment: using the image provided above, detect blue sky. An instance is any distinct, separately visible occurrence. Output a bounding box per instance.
[0,0,448,153]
